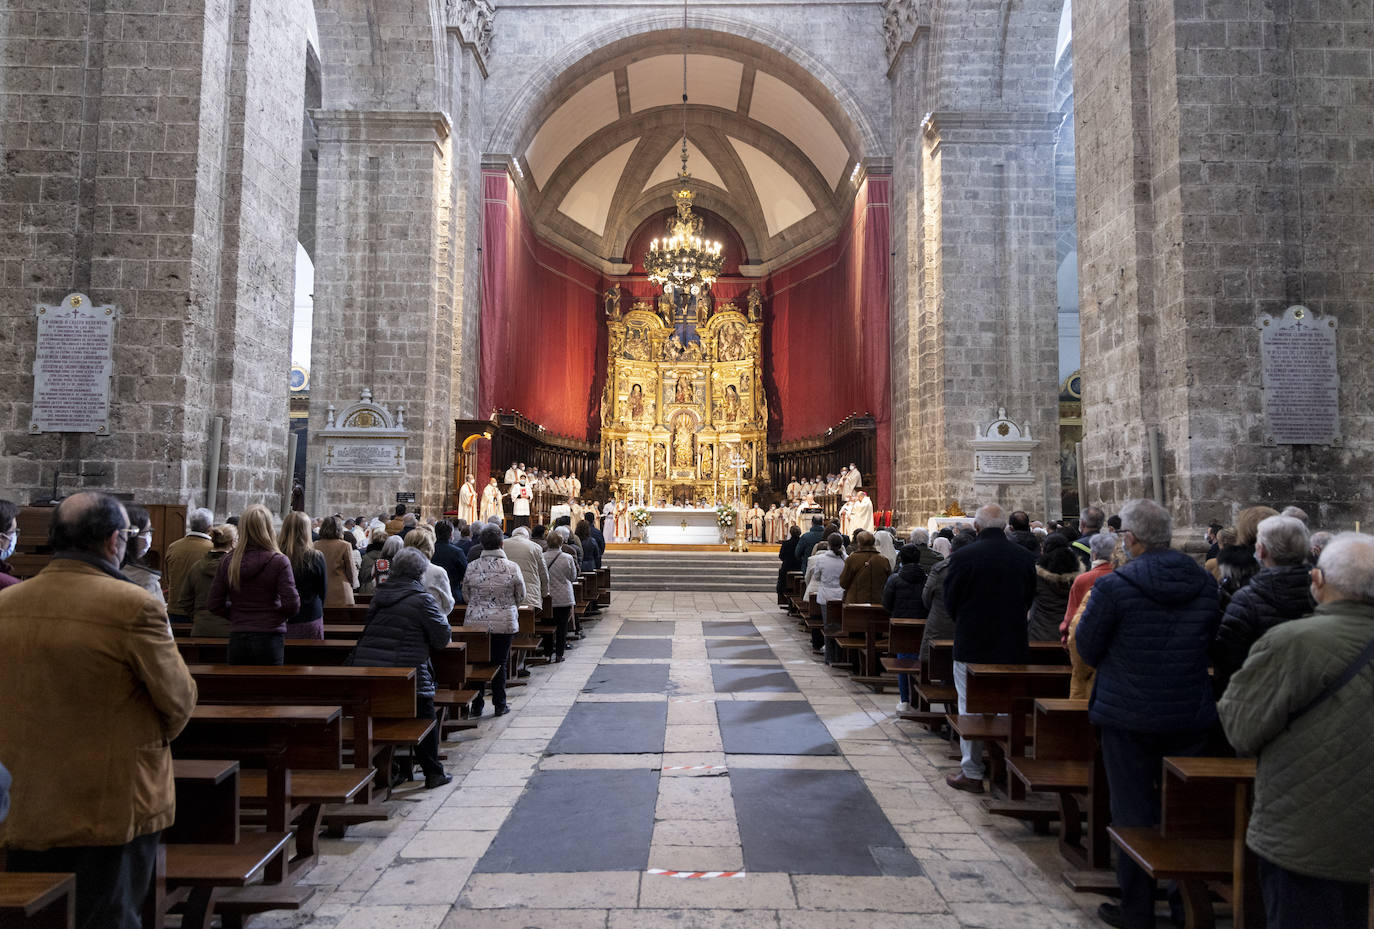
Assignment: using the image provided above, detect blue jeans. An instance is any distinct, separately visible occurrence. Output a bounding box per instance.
[896,652,917,702]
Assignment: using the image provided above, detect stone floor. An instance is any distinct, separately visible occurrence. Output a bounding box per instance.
[260,592,1121,928]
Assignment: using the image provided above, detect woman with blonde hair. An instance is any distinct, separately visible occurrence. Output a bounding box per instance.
[208,503,299,665]
[404,528,455,614]
[279,511,327,640]
[316,516,358,606]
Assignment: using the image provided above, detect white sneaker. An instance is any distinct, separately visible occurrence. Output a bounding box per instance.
[895,701,911,714]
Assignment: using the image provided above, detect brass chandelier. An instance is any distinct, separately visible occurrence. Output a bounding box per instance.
[643,0,724,296]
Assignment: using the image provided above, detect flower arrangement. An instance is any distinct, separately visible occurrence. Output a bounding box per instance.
[630,506,653,527]
[715,503,737,529]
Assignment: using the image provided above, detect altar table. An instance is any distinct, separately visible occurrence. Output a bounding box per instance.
[641,507,724,545]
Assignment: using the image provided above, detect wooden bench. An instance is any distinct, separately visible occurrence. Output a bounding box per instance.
[1108,756,1258,929]
[174,705,376,865]
[187,665,418,796]
[952,663,1071,802]
[842,602,896,690]
[596,566,611,606]
[1005,698,1111,870]
[0,873,75,928]
[909,638,958,728]
[159,759,304,929]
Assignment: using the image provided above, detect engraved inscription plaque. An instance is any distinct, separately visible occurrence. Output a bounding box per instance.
[30,293,117,435]
[1257,306,1340,446]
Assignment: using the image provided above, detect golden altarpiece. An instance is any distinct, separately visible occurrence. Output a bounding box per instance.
[598,297,765,505]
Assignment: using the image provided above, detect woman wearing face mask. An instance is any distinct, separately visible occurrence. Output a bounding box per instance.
[0,499,20,590]
[121,504,165,603]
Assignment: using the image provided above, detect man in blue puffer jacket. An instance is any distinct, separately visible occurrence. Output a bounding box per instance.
[1075,498,1221,929]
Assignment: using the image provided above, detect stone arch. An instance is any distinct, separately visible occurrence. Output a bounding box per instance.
[487,11,883,161]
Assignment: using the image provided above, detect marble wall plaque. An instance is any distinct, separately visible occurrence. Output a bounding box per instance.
[1257,306,1340,446]
[325,440,404,474]
[30,293,117,435]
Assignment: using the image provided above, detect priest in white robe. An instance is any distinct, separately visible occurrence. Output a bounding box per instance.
[840,464,862,498]
[602,500,617,539]
[849,491,875,534]
[458,474,479,524]
[503,463,519,486]
[479,478,505,522]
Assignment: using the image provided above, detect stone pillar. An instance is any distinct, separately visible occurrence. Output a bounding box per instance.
[906,111,1064,519]
[308,110,456,515]
[0,0,310,513]
[1074,0,1374,528]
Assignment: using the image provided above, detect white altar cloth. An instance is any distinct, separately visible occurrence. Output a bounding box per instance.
[641,507,723,545]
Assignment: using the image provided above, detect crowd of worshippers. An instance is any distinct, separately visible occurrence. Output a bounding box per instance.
[0,492,611,901]
[774,500,1372,929]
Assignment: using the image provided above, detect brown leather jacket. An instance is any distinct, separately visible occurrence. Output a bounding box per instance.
[0,558,197,850]
[839,548,891,605]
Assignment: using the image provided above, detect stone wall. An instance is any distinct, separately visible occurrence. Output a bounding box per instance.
[1074,0,1374,529]
[0,0,311,515]
[888,0,1066,524]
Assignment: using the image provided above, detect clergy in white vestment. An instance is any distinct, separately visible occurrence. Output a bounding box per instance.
[840,464,862,498]
[747,504,764,541]
[569,474,582,498]
[764,504,780,543]
[480,478,505,521]
[786,479,800,501]
[510,481,533,527]
[602,500,616,539]
[839,495,854,536]
[849,491,875,534]
[458,474,479,524]
[614,499,631,541]
[503,464,519,486]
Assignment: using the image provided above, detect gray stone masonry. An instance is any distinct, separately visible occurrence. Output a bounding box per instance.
[1074,0,1374,529]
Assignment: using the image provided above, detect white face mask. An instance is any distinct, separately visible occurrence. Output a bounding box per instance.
[136,533,152,558]
[0,529,16,561]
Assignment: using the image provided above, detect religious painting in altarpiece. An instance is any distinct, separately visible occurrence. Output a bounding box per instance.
[600,302,766,505]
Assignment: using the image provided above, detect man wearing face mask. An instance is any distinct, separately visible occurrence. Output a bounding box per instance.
[0,499,20,589]
[0,491,197,929]
[1074,498,1222,929]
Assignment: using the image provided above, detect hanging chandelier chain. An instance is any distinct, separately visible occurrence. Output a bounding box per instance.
[643,0,725,298]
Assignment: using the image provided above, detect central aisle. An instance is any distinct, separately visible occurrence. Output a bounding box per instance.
[299,592,1105,929]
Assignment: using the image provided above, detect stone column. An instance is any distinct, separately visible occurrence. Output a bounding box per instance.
[0,0,310,513]
[906,110,1064,518]
[308,110,457,515]
[1074,0,1374,528]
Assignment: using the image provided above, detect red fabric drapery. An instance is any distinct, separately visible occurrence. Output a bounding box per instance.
[765,175,892,502]
[479,171,605,448]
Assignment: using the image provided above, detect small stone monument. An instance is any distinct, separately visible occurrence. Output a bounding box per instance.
[972,407,1038,485]
[321,388,409,475]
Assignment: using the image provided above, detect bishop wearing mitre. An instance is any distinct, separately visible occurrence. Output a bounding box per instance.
[849,491,875,534]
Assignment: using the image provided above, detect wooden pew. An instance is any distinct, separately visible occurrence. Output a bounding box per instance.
[908,639,957,729]
[954,663,1071,801]
[596,566,611,606]
[1005,698,1111,870]
[842,602,896,690]
[156,758,301,929]
[186,665,425,797]
[0,873,75,928]
[1108,756,1257,929]
[174,705,371,869]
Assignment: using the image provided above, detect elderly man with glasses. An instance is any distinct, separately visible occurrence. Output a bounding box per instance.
[0,491,197,929]
[1074,498,1222,929]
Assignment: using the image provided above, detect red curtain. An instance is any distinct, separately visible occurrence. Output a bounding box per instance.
[480,171,605,445]
[765,175,892,502]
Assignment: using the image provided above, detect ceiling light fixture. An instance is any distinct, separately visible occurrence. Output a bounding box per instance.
[643,0,724,297]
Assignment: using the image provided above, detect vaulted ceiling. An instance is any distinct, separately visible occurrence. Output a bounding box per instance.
[509,30,869,272]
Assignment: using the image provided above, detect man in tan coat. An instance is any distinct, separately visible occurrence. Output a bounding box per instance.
[0,492,198,929]
[163,506,213,617]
